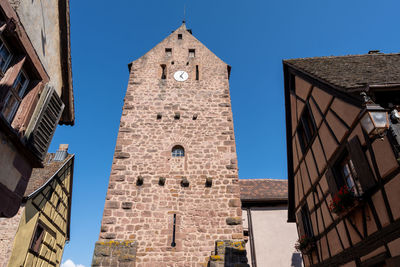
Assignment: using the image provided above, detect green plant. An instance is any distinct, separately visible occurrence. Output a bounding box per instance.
[295,235,314,253]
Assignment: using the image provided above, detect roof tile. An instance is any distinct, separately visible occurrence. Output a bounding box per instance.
[284,53,400,90]
[239,179,288,201]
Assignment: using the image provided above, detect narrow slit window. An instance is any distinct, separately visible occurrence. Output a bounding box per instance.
[165,48,172,57]
[196,65,199,80]
[161,64,166,79]
[189,49,195,58]
[178,34,182,40]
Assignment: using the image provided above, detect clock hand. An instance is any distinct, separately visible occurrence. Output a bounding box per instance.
[180,72,184,79]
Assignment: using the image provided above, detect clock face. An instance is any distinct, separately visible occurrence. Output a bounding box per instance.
[174,70,189,82]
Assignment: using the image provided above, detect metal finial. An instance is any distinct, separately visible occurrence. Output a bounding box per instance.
[183,4,186,24]
[360,92,373,106]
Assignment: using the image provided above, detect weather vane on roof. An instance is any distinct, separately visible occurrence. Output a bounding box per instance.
[183,4,186,24]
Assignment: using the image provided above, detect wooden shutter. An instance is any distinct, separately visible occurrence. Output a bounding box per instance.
[29,86,64,160]
[347,136,376,193]
[325,167,338,197]
[296,210,305,237]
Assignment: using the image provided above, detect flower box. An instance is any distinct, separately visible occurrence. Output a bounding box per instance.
[295,235,315,255]
[329,185,361,216]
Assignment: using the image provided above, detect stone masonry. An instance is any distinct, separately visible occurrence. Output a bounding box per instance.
[93,23,248,266]
[0,207,24,266]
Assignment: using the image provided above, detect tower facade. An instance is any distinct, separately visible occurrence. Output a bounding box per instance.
[92,23,247,267]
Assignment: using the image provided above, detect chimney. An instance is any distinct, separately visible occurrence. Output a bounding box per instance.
[54,144,68,161]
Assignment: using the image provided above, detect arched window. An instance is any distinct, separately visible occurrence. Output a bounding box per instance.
[172,145,185,157]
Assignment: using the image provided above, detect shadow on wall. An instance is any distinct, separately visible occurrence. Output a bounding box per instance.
[291,252,303,267]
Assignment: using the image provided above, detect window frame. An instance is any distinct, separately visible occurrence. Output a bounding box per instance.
[29,221,45,254]
[297,105,316,154]
[2,69,29,122]
[333,152,363,197]
[0,37,13,74]
[301,205,314,238]
[172,145,185,157]
[188,49,195,58]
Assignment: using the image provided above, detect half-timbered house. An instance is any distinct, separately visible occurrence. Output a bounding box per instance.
[283,52,400,267]
[0,144,74,266]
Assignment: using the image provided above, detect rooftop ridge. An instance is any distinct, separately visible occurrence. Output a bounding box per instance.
[239,178,287,181]
[284,52,400,62]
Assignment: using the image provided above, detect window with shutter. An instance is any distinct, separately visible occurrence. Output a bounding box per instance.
[29,85,64,160]
[328,136,376,197]
[296,205,313,238]
[346,136,376,192]
[30,223,45,253]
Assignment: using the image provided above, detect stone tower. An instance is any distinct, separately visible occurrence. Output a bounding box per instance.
[92,23,248,267]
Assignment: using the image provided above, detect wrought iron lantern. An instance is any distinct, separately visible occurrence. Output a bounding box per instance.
[359,92,389,138]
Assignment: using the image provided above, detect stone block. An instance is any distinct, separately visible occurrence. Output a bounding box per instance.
[122,202,133,209]
[226,217,242,225]
[115,152,130,159]
[228,199,241,207]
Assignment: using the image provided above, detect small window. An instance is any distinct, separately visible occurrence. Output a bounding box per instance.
[297,105,316,154]
[172,145,184,157]
[165,48,172,57]
[196,65,199,80]
[189,49,195,58]
[157,113,162,120]
[2,70,29,122]
[0,39,12,74]
[30,223,45,253]
[178,34,182,40]
[161,64,166,79]
[301,205,313,238]
[334,154,363,197]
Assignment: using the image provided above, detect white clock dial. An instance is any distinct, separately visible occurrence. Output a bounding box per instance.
[174,70,189,82]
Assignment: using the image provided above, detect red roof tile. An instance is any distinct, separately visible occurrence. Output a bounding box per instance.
[239,179,288,201]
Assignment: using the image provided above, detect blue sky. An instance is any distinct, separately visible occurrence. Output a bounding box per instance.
[52,0,400,266]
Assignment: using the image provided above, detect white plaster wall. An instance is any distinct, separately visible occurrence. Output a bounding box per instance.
[246,206,303,267]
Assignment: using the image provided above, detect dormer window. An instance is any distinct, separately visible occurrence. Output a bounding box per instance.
[165,48,172,57]
[172,145,185,157]
[189,49,195,58]
[2,70,29,122]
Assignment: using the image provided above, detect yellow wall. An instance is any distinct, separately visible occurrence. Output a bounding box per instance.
[7,160,72,267]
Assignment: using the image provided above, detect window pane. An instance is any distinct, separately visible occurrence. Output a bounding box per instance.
[2,93,19,122]
[172,146,184,157]
[0,41,11,72]
[13,71,29,97]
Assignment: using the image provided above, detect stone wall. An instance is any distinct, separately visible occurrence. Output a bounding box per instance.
[94,23,245,266]
[209,240,249,267]
[0,207,23,266]
[92,241,137,267]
